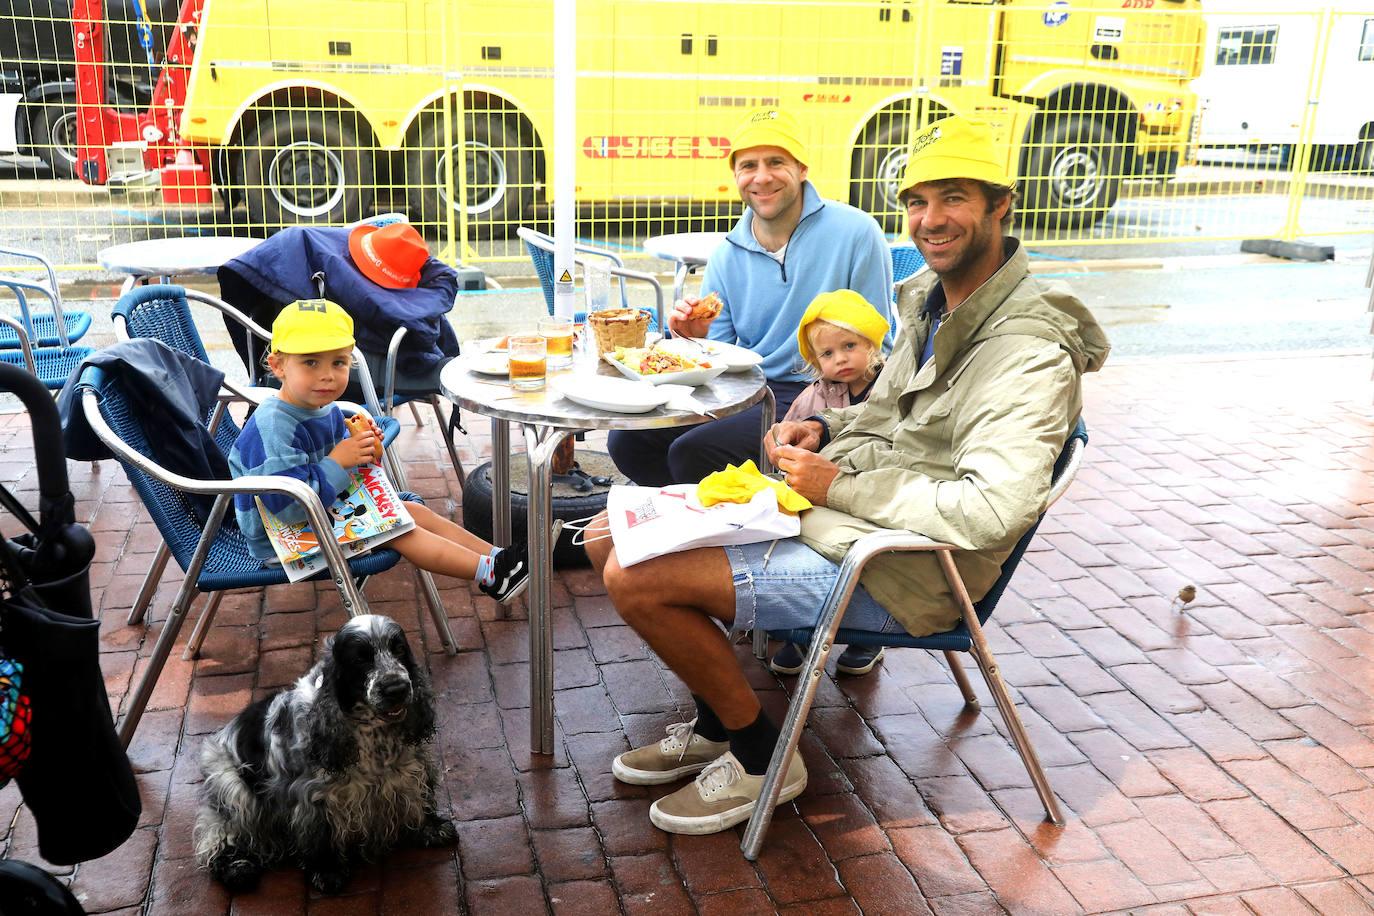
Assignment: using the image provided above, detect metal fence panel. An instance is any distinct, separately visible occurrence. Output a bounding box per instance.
[1,0,1371,277]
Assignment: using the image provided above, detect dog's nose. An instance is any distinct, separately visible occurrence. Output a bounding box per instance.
[376,676,411,706]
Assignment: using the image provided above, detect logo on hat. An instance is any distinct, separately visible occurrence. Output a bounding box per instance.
[910,125,943,157]
[347,222,430,290]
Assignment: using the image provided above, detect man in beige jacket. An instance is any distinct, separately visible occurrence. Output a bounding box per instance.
[584,116,1110,837]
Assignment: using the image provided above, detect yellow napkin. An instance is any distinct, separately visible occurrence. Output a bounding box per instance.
[697,460,812,514]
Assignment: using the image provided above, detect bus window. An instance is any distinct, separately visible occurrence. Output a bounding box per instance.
[1215,26,1278,67]
[1360,19,1374,62]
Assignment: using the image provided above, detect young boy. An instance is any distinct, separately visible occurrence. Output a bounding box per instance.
[229,298,528,602]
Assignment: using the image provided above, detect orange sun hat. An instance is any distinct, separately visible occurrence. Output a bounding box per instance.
[347,222,431,289]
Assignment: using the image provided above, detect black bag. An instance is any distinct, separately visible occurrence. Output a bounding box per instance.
[0,362,140,865]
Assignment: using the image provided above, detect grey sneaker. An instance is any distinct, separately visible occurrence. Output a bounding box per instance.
[648,750,808,835]
[612,719,729,786]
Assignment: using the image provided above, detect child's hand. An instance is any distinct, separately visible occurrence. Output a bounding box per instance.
[330,430,379,468]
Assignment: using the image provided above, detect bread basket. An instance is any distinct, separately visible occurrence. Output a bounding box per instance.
[588,308,648,355]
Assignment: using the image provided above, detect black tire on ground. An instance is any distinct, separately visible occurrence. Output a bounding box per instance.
[1020,114,1124,231]
[404,110,535,239]
[240,108,374,229]
[849,113,911,233]
[460,460,603,569]
[29,98,79,179]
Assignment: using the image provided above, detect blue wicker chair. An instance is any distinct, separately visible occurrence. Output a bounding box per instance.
[890,245,927,299]
[0,246,91,348]
[75,360,459,746]
[0,281,93,390]
[742,419,1088,859]
[516,227,664,331]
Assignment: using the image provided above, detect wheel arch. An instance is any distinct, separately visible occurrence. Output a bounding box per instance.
[1019,82,1138,175]
[399,88,546,200]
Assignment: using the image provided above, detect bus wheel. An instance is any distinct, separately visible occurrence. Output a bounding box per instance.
[849,114,910,232]
[29,98,79,180]
[404,111,535,239]
[1021,115,1123,230]
[241,109,374,229]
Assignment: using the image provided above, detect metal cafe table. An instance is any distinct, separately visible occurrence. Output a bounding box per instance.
[440,353,774,755]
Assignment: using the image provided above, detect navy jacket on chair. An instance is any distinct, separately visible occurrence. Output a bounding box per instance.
[217,227,461,379]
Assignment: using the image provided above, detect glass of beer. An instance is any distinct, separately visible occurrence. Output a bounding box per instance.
[508,335,547,390]
[539,315,575,368]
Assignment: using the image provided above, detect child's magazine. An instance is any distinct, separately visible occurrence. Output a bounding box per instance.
[257,463,413,582]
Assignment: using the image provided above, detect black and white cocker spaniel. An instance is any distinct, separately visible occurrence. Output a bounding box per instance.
[195,614,456,894]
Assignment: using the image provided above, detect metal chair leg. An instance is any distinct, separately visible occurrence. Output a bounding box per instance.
[118,497,226,747]
[432,396,466,489]
[742,559,865,860]
[384,446,410,492]
[938,551,1064,825]
[753,627,768,659]
[418,568,458,654]
[945,650,980,708]
[127,542,171,625]
[408,401,424,426]
[182,590,225,660]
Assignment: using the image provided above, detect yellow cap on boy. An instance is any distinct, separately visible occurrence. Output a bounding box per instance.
[271,299,356,354]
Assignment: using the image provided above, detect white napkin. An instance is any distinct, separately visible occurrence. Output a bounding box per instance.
[657,383,711,416]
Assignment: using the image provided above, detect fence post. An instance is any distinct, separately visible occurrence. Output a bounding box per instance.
[1279,7,1335,242]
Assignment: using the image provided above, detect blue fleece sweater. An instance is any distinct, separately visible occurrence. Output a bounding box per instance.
[701,182,894,383]
[229,396,353,559]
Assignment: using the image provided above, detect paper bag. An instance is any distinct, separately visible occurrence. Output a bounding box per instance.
[607,484,800,567]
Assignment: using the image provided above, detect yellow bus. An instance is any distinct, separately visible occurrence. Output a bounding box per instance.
[177,0,1205,236]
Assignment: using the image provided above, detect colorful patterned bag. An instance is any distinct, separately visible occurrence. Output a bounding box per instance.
[0,656,33,785]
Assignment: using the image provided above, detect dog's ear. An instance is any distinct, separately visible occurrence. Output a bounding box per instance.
[398,635,438,746]
[307,649,359,772]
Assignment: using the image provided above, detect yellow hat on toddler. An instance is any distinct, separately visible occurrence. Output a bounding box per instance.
[271,299,356,354]
[796,289,889,367]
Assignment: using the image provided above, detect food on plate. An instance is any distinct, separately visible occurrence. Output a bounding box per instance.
[611,345,712,376]
[491,335,510,350]
[690,292,724,320]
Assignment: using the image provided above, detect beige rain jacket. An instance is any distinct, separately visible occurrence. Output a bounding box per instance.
[798,239,1110,636]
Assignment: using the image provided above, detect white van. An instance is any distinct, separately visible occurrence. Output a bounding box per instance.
[1193,0,1374,170]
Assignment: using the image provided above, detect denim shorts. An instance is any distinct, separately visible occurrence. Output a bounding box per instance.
[723,538,905,637]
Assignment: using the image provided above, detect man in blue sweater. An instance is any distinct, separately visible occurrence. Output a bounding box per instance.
[607,108,893,486]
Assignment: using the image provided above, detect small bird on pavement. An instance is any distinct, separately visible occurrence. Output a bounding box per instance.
[1171,585,1197,612]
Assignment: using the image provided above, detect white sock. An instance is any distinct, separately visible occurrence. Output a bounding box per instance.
[476,547,501,586]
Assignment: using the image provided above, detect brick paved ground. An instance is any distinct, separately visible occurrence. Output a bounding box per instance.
[3,351,1374,914]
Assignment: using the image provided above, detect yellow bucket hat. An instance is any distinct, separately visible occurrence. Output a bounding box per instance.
[729,107,808,168]
[796,289,889,367]
[897,116,1012,201]
[271,299,355,354]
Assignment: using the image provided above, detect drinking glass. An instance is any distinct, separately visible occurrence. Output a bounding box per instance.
[583,259,612,315]
[538,315,574,367]
[508,335,547,390]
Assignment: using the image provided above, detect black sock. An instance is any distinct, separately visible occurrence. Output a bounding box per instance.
[692,695,728,742]
[727,710,781,776]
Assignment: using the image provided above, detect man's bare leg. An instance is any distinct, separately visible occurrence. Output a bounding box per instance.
[584,512,759,729]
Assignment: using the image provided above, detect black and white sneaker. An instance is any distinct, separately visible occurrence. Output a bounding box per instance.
[480,543,530,604]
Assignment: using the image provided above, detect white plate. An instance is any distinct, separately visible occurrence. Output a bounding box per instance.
[467,354,510,377]
[603,351,728,387]
[550,375,673,414]
[657,338,764,373]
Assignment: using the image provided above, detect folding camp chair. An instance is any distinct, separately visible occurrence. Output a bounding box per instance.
[0,246,91,348]
[741,419,1088,859]
[516,227,665,331]
[75,361,458,746]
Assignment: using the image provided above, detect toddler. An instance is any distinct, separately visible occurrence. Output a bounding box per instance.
[773,288,888,676]
[229,299,529,603]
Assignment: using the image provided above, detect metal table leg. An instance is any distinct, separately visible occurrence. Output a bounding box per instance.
[491,418,511,547]
[672,261,690,303]
[757,385,777,473]
[524,423,576,756]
